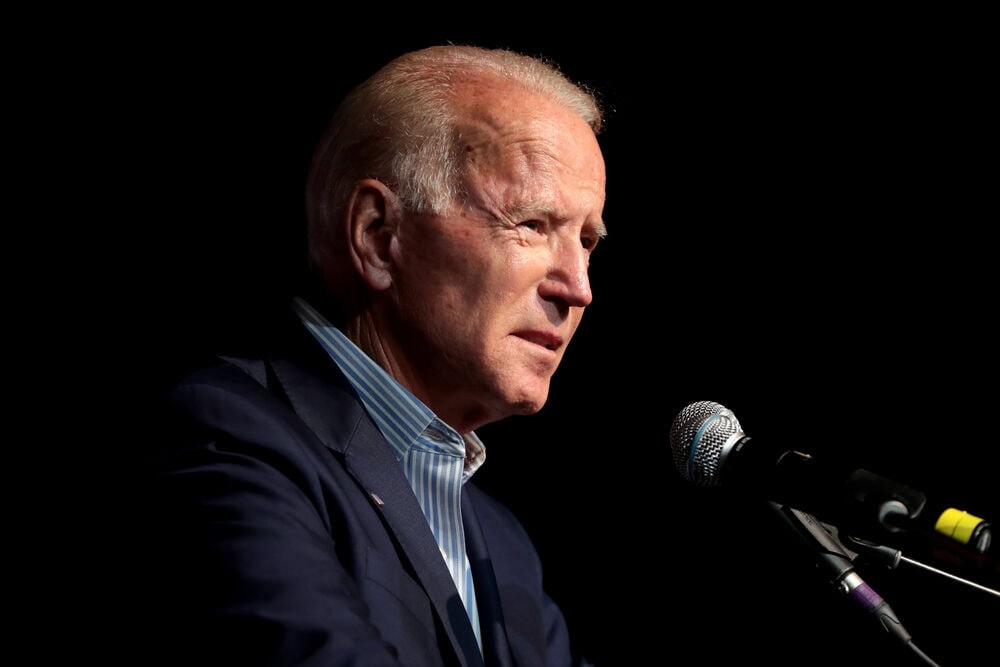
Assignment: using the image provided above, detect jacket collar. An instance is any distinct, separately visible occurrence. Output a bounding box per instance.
[265,322,487,666]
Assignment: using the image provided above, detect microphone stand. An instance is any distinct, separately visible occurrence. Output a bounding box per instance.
[841,533,1000,600]
[768,501,941,667]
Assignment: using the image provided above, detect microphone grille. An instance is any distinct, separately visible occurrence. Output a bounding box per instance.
[669,400,743,486]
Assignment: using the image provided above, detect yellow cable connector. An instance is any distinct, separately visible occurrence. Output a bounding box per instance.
[934,507,985,545]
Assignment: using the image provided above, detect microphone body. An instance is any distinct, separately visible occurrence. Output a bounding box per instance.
[670,401,994,561]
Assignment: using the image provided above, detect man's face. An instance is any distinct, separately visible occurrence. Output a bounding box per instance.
[384,85,607,432]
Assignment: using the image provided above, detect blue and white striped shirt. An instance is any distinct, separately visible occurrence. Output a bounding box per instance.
[293,297,484,649]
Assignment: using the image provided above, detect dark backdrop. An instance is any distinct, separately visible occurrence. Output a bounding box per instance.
[91,14,997,666]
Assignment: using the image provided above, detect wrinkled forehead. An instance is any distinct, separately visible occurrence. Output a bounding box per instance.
[457,83,604,181]
[456,78,590,144]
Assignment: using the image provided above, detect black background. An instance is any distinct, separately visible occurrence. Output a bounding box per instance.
[79,11,998,666]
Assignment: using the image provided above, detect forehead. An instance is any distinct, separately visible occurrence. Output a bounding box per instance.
[457,78,597,151]
[455,81,606,212]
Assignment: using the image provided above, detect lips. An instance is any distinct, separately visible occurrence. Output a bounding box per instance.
[513,330,563,351]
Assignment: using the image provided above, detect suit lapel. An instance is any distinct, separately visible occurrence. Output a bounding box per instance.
[268,354,484,667]
[463,492,514,667]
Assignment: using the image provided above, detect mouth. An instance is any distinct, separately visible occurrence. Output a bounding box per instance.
[513,330,563,352]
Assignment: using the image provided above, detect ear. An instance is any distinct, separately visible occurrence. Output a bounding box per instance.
[345,178,400,291]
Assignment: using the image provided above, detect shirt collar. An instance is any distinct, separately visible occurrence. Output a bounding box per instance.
[292,297,485,478]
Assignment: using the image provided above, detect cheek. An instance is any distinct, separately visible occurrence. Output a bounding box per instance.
[394,236,465,296]
[498,246,546,289]
[440,242,523,304]
[396,225,538,318]
[409,225,485,278]
[395,252,487,326]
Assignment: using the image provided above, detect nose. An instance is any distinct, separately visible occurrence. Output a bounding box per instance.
[539,239,593,309]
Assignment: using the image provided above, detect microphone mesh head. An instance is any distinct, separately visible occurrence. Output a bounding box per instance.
[669,400,743,487]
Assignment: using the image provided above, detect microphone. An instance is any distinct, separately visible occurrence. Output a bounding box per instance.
[669,400,994,561]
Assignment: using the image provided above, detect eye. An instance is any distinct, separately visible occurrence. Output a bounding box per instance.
[581,221,606,253]
[518,220,541,232]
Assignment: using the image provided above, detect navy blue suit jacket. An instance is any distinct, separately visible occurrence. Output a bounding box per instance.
[135,316,591,667]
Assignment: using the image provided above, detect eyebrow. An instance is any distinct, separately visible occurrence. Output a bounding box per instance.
[592,219,608,239]
[501,201,607,238]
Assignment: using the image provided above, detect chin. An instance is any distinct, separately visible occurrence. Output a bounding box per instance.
[511,399,546,416]
[493,368,551,415]
[507,386,550,416]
